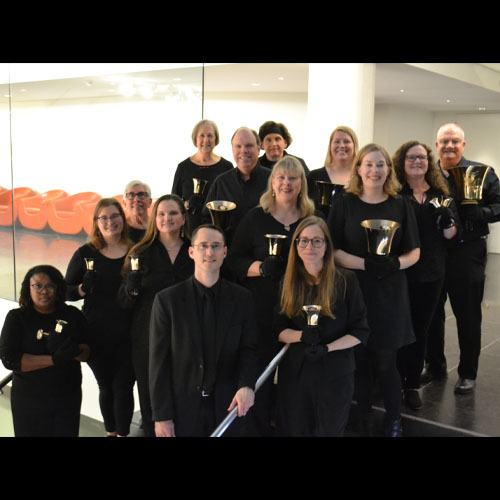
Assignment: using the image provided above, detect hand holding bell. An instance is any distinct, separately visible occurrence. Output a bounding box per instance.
[433,205,455,230]
[364,254,400,279]
[458,203,487,223]
[47,320,69,353]
[301,305,323,345]
[81,264,99,294]
[260,256,286,281]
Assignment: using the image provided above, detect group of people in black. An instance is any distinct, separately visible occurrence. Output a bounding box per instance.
[1,118,499,438]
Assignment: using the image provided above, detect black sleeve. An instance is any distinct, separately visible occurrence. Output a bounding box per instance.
[342,270,370,345]
[236,292,259,391]
[226,211,257,279]
[171,163,185,199]
[64,248,86,302]
[0,310,23,371]
[483,167,500,223]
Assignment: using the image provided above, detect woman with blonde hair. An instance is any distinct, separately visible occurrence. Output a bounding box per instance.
[328,143,420,437]
[65,198,135,437]
[307,125,359,217]
[119,194,194,436]
[226,155,320,436]
[273,216,369,436]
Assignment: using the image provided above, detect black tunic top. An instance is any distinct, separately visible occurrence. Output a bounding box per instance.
[400,183,460,283]
[172,156,234,233]
[65,244,131,352]
[328,193,420,350]
[0,304,88,435]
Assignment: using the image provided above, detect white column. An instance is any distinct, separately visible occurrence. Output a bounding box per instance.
[306,63,376,169]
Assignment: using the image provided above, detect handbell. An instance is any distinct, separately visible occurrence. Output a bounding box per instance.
[265,234,288,257]
[84,258,94,271]
[361,219,400,256]
[193,178,209,196]
[429,196,453,209]
[315,181,338,207]
[206,200,237,232]
[55,319,68,334]
[129,255,140,272]
[303,305,322,326]
[448,165,491,205]
[36,329,49,340]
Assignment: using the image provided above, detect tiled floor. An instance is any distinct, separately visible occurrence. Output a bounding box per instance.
[1,224,499,437]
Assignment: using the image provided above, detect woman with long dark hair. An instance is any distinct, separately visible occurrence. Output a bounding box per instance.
[120,194,194,436]
[328,144,420,436]
[392,141,459,409]
[0,265,89,436]
[65,198,135,437]
[273,216,369,436]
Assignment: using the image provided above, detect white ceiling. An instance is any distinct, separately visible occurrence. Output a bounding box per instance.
[1,62,499,114]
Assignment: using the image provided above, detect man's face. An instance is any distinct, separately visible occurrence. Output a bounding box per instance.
[189,227,227,273]
[436,125,466,168]
[231,129,259,175]
[123,184,152,217]
[261,133,287,161]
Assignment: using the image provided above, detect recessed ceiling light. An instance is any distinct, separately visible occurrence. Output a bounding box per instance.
[478,107,486,111]
[400,89,405,93]
[446,99,451,103]
[251,82,261,87]
[278,77,284,81]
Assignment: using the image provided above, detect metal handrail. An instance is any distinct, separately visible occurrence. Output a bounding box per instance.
[210,344,290,437]
[0,372,13,395]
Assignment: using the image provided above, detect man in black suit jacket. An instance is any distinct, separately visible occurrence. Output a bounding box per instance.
[149,224,259,437]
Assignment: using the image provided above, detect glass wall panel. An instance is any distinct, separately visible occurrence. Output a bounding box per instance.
[2,63,204,299]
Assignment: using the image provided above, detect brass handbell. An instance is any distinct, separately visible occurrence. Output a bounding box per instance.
[193,178,209,196]
[303,305,322,326]
[429,196,453,209]
[265,234,288,257]
[315,181,337,207]
[55,319,68,334]
[206,200,236,231]
[448,165,491,205]
[84,258,94,271]
[361,219,400,256]
[129,255,140,296]
[36,329,49,340]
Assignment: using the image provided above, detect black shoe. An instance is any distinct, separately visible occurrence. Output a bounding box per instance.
[420,366,447,384]
[404,389,422,410]
[385,418,403,437]
[454,378,476,394]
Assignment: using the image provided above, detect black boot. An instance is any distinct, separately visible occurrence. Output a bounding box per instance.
[384,418,403,437]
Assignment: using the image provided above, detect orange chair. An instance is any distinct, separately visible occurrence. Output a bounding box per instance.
[18,190,68,230]
[0,187,35,226]
[47,192,101,235]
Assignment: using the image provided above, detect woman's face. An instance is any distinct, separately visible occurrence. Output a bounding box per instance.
[357,150,390,190]
[271,168,302,205]
[195,124,217,154]
[156,200,185,236]
[330,130,355,164]
[404,145,429,179]
[96,204,124,239]
[29,272,57,313]
[296,224,326,267]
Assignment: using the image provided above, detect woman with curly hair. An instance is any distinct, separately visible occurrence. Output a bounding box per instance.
[328,143,420,436]
[0,265,90,436]
[392,141,459,410]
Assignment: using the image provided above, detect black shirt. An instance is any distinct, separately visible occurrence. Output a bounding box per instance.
[259,150,310,174]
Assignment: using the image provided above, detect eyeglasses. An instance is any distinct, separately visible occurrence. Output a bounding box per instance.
[296,237,325,248]
[96,213,122,223]
[406,155,428,162]
[438,139,462,146]
[31,283,57,293]
[192,243,225,252]
[125,192,149,200]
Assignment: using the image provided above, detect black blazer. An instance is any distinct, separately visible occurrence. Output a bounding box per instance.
[149,276,259,436]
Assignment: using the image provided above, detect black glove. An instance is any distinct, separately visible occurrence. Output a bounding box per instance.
[304,344,328,362]
[459,203,487,223]
[188,194,204,215]
[52,337,82,365]
[81,270,99,294]
[260,256,286,281]
[46,331,67,354]
[364,254,400,279]
[126,271,142,295]
[301,325,322,345]
[433,206,455,230]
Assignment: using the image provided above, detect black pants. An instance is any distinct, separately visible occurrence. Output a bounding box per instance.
[88,339,135,436]
[426,239,487,380]
[131,343,155,437]
[398,278,444,389]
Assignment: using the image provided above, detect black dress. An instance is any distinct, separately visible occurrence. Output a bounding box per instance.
[306,167,346,219]
[119,238,194,436]
[0,304,88,437]
[226,206,324,435]
[273,269,370,437]
[172,157,234,234]
[328,193,420,350]
[65,243,135,436]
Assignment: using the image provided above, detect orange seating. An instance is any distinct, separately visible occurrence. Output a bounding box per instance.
[18,189,68,230]
[0,187,35,226]
[47,192,101,235]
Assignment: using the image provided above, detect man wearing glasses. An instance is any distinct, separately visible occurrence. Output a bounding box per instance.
[424,123,500,394]
[123,180,152,243]
[149,224,258,437]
